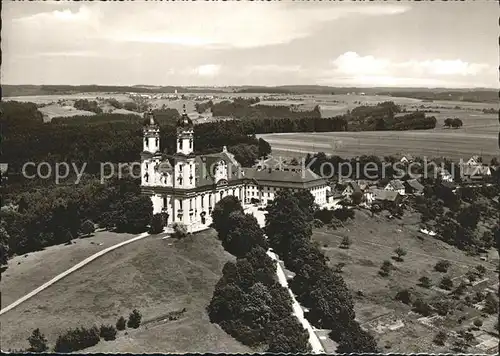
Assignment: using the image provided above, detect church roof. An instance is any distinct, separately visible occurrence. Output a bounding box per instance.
[177,104,193,129]
[241,167,327,188]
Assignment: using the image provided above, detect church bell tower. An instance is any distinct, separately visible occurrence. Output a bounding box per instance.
[173,105,196,190]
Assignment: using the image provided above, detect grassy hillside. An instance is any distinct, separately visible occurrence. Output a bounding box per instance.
[0,230,252,353]
[312,209,499,353]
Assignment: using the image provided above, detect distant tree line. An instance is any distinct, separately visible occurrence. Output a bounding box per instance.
[195,100,214,114]
[73,99,103,114]
[444,118,463,128]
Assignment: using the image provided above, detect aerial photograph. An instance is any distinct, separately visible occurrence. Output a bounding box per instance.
[1,1,498,354]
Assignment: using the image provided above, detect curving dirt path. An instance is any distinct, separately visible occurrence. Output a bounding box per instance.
[0,232,151,316]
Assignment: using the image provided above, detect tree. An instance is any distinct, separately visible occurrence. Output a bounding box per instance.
[475,264,486,277]
[116,316,126,331]
[105,194,153,233]
[483,293,499,314]
[80,219,95,237]
[0,222,10,265]
[28,328,48,352]
[171,222,187,239]
[223,212,268,257]
[433,330,447,346]
[211,196,244,240]
[99,324,117,341]
[266,316,311,353]
[451,118,463,128]
[393,247,407,262]
[395,289,412,304]
[453,337,468,352]
[228,143,259,167]
[265,192,312,256]
[418,276,432,288]
[379,260,392,277]
[452,282,467,297]
[127,309,142,328]
[351,191,363,205]
[339,236,351,249]
[439,276,453,290]
[444,118,453,128]
[335,321,379,353]
[433,299,451,316]
[258,138,272,159]
[434,260,450,273]
[473,319,483,328]
[54,326,100,353]
[149,213,165,234]
[412,298,432,316]
[466,269,477,283]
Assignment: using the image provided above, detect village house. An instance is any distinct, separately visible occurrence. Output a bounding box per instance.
[461,165,492,182]
[399,154,415,164]
[384,179,406,195]
[365,188,402,208]
[435,167,454,182]
[404,179,425,195]
[465,155,482,166]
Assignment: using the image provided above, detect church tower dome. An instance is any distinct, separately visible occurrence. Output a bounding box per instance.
[177,104,193,131]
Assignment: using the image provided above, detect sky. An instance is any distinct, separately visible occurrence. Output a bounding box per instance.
[2,1,498,88]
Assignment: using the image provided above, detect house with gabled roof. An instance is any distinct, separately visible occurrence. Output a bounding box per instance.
[404,179,425,195]
[384,179,406,195]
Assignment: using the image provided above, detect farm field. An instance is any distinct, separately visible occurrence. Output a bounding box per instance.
[0,230,251,353]
[38,104,96,122]
[312,209,499,354]
[260,127,498,162]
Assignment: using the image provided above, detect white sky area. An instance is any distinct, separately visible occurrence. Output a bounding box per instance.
[2,1,497,88]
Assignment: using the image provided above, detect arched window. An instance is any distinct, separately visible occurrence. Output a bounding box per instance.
[144,137,148,147]
[189,138,193,149]
[144,172,149,182]
[220,191,224,200]
[179,138,183,150]
[155,137,159,146]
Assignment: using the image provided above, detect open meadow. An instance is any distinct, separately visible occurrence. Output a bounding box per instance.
[0,230,251,353]
[312,209,499,354]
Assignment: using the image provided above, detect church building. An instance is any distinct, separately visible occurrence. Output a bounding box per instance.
[140,107,329,233]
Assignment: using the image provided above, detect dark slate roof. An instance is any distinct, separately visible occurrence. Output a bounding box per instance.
[241,167,327,188]
[405,179,424,192]
[194,151,243,187]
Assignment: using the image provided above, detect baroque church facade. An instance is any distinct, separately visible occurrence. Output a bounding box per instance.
[140,107,329,233]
